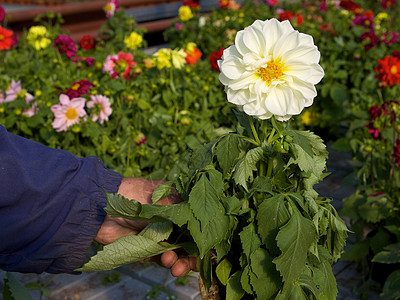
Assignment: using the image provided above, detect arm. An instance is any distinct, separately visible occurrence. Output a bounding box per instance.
[0,125,122,274]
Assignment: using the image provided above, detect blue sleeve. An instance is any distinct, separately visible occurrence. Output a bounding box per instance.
[0,125,123,274]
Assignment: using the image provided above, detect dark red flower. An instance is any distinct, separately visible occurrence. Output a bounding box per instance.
[65,80,95,99]
[392,50,400,59]
[393,138,400,169]
[360,30,379,50]
[209,47,224,72]
[339,0,362,13]
[183,0,199,8]
[381,31,399,46]
[54,35,77,59]
[79,35,96,51]
[368,105,382,121]
[381,0,396,9]
[0,5,5,23]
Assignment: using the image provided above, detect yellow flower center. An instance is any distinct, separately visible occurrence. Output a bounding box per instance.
[0,34,4,41]
[65,108,78,120]
[391,65,398,74]
[71,83,81,90]
[258,61,283,83]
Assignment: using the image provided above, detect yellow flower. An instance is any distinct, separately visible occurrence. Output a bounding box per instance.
[171,48,186,69]
[375,12,389,25]
[27,26,51,50]
[124,32,143,50]
[153,48,172,69]
[143,58,153,68]
[185,42,196,55]
[179,6,193,21]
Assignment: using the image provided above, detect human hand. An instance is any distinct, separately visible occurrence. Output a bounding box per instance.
[94,178,197,277]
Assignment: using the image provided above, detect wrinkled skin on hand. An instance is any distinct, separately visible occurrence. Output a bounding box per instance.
[95,178,197,277]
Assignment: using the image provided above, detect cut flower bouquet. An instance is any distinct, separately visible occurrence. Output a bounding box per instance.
[79,19,348,299]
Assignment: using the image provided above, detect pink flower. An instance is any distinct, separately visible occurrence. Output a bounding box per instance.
[265,0,277,6]
[23,102,39,117]
[5,80,34,103]
[51,94,86,132]
[103,52,136,79]
[54,35,77,59]
[87,94,112,124]
[104,0,119,18]
[175,23,184,31]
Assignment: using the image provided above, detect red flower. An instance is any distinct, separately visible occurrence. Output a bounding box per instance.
[54,34,77,59]
[183,0,199,8]
[185,47,202,65]
[80,35,96,51]
[0,26,13,51]
[219,0,230,8]
[339,0,362,13]
[65,80,95,99]
[279,11,293,22]
[375,55,400,87]
[295,13,303,25]
[209,47,224,72]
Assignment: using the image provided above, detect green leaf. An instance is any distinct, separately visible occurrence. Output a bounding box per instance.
[239,223,262,259]
[151,181,174,203]
[188,171,223,228]
[199,251,213,290]
[226,270,245,300]
[77,235,180,272]
[257,194,290,254]
[313,260,338,300]
[139,202,190,226]
[273,208,316,284]
[250,176,273,194]
[340,242,369,261]
[249,248,282,299]
[328,210,348,261]
[188,207,230,258]
[216,258,232,286]
[275,282,308,300]
[381,270,400,300]
[104,192,141,218]
[233,147,264,190]
[216,134,241,175]
[221,196,242,215]
[139,222,173,241]
[3,272,33,300]
[372,243,400,264]
[240,265,253,295]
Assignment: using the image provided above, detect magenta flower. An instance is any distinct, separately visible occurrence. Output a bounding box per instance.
[265,0,277,6]
[360,30,379,50]
[381,0,396,9]
[381,31,399,45]
[5,80,34,103]
[65,80,95,99]
[175,23,184,31]
[352,14,374,29]
[134,132,147,145]
[0,5,6,23]
[103,52,136,79]
[54,35,77,59]
[51,94,86,132]
[87,95,112,124]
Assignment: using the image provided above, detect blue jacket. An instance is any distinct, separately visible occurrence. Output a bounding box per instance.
[0,125,122,274]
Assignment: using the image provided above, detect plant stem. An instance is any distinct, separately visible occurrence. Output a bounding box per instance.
[370,151,375,192]
[267,157,273,178]
[249,116,260,145]
[267,128,276,145]
[392,125,398,188]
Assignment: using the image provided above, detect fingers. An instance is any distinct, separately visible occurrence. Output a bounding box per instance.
[160,251,198,277]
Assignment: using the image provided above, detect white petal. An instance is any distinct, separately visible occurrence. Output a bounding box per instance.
[220,56,246,80]
[289,77,317,99]
[264,85,294,116]
[261,19,285,56]
[243,100,268,116]
[218,71,231,86]
[308,63,325,84]
[227,88,252,105]
[282,46,320,65]
[222,45,241,59]
[242,25,265,57]
[273,30,301,60]
[284,62,314,81]
[286,90,306,115]
[299,33,314,46]
[275,114,292,121]
[229,72,259,90]
[234,29,251,58]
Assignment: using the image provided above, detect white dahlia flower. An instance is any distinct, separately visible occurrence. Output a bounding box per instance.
[218,18,324,121]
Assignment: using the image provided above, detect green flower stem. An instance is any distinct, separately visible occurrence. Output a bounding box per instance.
[239,136,260,146]
[266,157,273,178]
[126,132,132,169]
[267,128,276,145]
[249,116,260,145]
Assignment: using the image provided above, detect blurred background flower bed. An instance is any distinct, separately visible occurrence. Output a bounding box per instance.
[1,0,400,298]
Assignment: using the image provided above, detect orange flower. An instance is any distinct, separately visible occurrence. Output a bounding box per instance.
[0,26,13,51]
[185,47,202,65]
[375,55,400,87]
